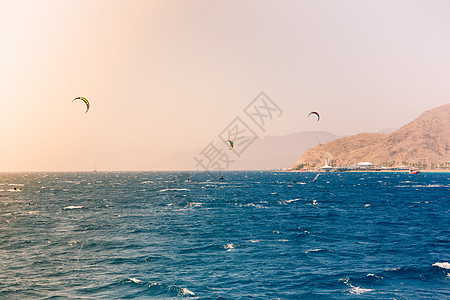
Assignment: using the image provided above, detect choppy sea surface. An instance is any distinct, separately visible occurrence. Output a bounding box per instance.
[0,171,449,299]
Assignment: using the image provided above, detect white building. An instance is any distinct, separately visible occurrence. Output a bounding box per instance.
[321,155,334,171]
[357,162,373,169]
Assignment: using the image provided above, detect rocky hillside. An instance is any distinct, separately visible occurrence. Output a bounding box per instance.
[292,103,450,169]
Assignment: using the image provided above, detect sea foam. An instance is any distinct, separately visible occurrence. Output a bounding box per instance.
[63,205,83,210]
[433,262,450,269]
[128,277,142,284]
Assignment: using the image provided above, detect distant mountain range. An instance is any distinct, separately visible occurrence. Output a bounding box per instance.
[292,103,450,169]
[162,131,343,170]
[226,131,343,170]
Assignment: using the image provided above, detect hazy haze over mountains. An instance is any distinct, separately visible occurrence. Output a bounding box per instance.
[162,131,343,170]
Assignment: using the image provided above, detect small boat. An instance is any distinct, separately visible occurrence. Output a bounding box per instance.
[409,168,420,174]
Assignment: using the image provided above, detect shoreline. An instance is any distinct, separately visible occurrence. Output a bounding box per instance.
[279,169,450,173]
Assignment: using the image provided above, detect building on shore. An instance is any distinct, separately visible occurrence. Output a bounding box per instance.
[357,162,373,169]
[321,155,334,172]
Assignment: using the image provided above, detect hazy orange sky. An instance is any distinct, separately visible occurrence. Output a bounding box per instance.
[1,0,450,171]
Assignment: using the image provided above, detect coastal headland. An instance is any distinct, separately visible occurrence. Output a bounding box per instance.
[290,104,450,172]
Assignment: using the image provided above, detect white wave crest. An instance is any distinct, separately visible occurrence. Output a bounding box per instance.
[63,205,83,210]
[285,198,302,203]
[180,288,195,296]
[128,277,142,284]
[367,273,382,278]
[224,244,235,251]
[433,262,450,269]
[396,184,445,188]
[159,188,190,192]
[168,285,195,296]
[341,277,373,295]
[349,286,374,295]
[305,248,328,254]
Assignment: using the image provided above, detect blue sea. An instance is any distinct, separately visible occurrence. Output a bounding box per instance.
[0,171,449,299]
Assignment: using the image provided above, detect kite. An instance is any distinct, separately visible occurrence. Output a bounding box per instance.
[308,111,320,121]
[73,97,90,113]
[228,139,234,150]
